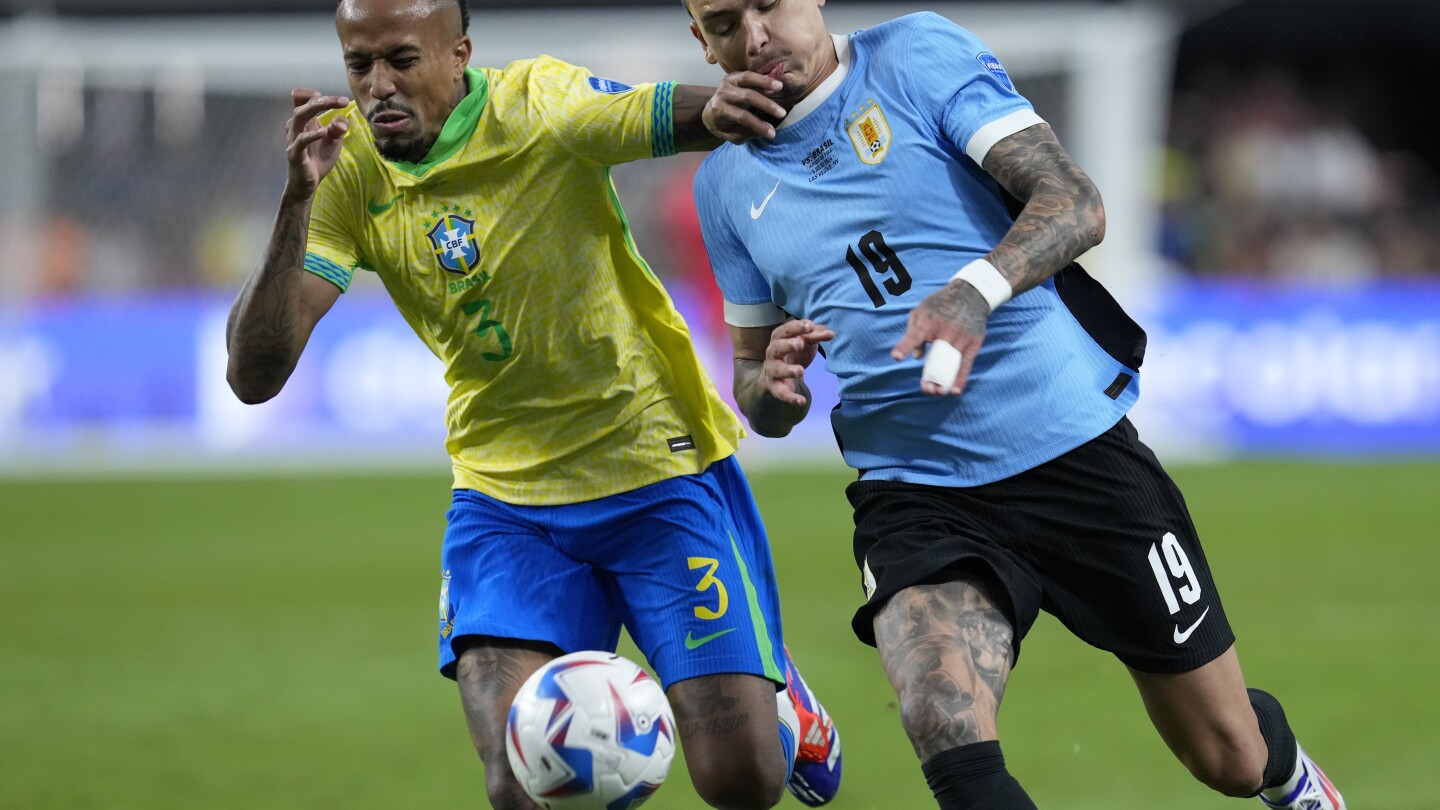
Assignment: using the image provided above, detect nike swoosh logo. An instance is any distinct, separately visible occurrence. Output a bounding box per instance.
[749,181,780,220]
[1173,606,1211,644]
[367,194,403,216]
[684,627,737,650]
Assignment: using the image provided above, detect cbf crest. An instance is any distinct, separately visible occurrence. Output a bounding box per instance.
[439,569,454,639]
[846,100,892,165]
[426,210,481,275]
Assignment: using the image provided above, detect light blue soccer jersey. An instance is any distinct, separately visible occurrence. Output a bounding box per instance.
[695,12,1145,487]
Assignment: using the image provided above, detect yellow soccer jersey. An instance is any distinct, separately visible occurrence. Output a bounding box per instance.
[304,60,742,505]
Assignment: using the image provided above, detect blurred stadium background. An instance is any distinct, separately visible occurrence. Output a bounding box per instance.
[1,0,1437,807]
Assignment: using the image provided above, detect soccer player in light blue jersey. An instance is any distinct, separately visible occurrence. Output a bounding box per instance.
[682,1,1346,808]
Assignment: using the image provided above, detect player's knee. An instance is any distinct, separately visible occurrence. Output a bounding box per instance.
[484,767,542,810]
[691,780,784,810]
[688,753,786,810]
[473,734,539,809]
[1180,735,1267,797]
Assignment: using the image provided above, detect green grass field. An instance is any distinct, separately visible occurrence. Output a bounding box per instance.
[3,460,1437,809]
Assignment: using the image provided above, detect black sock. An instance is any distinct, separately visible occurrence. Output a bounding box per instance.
[920,741,1038,810]
[1248,688,1299,794]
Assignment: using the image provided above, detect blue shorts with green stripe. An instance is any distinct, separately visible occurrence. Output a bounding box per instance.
[437,455,786,689]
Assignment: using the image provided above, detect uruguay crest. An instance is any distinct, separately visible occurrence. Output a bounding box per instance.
[846,101,892,165]
[427,213,480,275]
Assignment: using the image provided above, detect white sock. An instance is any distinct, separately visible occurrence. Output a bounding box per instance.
[1259,743,1305,803]
[775,688,800,779]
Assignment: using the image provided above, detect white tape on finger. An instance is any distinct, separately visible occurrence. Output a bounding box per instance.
[920,339,962,390]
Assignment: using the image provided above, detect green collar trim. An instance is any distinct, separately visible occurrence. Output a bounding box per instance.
[387,66,489,177]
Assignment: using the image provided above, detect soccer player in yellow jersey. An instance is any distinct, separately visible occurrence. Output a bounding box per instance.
[224,1,840,808]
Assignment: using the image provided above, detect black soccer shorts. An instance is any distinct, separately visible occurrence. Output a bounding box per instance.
[847,417,1235,674]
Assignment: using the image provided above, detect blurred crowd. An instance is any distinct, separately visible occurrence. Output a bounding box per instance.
[16,91,291,299]
[8,57,1439,303]
[1159,62,1439,282]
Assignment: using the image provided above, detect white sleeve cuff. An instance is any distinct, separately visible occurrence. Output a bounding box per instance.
[723,300,787,328]
[965,109,1046,166]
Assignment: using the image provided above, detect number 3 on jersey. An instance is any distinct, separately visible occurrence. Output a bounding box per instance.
[461,298,513,361]
[846,230,911,307]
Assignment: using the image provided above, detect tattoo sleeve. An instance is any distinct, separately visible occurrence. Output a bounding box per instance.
[874,580,1015,760]
[224,197,316,403]
[980,123,1106,295]
[671,84,723,152]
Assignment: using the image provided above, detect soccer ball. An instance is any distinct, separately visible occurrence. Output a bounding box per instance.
[505,651,677,810]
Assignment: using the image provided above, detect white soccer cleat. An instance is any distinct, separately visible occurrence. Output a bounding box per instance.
[1258,745,1345,810]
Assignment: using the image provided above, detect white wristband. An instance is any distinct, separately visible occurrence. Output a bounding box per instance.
[951,258,1012,313]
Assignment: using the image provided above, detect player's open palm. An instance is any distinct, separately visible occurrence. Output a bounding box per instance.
[284,88,352,201]
[891,281,990,396]
[763,320,835,406]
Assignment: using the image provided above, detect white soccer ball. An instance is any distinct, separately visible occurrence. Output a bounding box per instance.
[505,651,677,810]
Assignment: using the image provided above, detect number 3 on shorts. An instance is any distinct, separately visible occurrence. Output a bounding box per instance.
[688,557,729,620]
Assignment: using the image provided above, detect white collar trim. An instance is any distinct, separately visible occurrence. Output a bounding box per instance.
[777,33,850,131]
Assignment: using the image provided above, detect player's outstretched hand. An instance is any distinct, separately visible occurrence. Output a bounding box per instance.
[891,281,990,396]
[703,71,788,143]
[763,320,835,406]
[284,88,352,202]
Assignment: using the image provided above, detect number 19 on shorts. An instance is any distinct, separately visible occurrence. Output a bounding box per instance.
[1147,532,1201,615]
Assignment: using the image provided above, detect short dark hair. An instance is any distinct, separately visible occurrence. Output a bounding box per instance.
[336,0,469,33]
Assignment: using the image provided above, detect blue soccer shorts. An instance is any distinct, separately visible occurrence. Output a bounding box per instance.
[436,455,787,689]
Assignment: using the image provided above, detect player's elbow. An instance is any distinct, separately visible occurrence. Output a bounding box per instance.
[227,377,279,405]
[226,359,285,405]
[745,404,804,438]
[736,398,796,438]
[749,420,794,439]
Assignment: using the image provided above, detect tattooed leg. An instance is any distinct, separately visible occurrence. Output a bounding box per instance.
[453,636,561,810]
[873,577,1016,762]
[668,672,787,809]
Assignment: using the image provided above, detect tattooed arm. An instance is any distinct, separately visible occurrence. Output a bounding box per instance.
[981,123,1106,294]
[891,123,1105,395]
[225,201,342,403]
[225,89,350,404]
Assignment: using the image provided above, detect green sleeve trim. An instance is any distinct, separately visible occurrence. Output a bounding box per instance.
[605,170,658,282]
[651,81,677,158]
[303,252,354,292]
